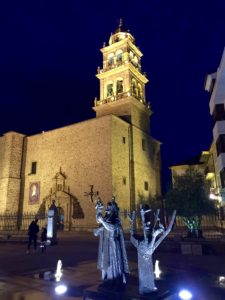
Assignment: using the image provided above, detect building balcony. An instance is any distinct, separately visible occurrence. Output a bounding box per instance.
[97,61,142,74]
[94,91,150,109]
[213,120,225,141]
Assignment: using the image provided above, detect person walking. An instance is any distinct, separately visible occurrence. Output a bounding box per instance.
[26,218,39,254]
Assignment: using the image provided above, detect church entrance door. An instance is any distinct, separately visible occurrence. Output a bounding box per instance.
[57,206,64,230]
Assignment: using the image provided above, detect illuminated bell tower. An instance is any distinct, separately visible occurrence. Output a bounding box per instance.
[93,20,151,134]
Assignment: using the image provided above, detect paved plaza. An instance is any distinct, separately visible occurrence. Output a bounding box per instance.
[0,232,225,299]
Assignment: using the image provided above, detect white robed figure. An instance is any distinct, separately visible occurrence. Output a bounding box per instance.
[94,197,129,285]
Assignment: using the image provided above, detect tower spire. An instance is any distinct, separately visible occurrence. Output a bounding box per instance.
[115,18,124,33]
[118,18,123,31]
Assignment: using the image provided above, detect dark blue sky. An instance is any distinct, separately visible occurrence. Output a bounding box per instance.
[1,1,225,191]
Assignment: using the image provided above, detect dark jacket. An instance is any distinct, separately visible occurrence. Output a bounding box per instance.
[28,221,39,237]
[41,228,47,241]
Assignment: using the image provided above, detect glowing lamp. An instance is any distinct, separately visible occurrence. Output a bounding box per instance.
[154,260,161,279]
[209,193,216,200]
[55,260,63,282]
[178,289,193,300]
[55,284,67,295]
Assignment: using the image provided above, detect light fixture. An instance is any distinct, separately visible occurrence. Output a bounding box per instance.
[55,284,67,295]
[178,289,193,300]
[154,260,161,279]
[55,260,63,282]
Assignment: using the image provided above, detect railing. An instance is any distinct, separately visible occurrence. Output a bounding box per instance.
[97,61,142,75]
[0,212,47,231]
[94,91,149,108]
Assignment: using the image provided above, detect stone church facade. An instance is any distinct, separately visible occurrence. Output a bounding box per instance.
[0,22,161,230]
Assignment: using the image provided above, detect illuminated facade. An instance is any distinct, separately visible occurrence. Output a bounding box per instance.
[0,22,161,230]
[205,48,225,203]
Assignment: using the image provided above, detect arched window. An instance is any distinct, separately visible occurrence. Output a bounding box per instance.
[116,78,123,94]
[116,50,123,66]
[133,56,138,66]
[107,82,113,97]
[108,53,114,69]
[137,83,142,98]
[129,51,133,61]
[132,78,137,96]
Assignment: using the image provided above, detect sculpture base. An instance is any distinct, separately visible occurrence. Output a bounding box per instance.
[84,280,175,300]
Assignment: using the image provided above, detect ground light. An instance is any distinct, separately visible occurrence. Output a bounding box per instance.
[55,284,68,295]
[154,260,161,279]
[178,289,193,300]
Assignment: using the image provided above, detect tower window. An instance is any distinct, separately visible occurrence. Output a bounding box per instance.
[133,56,138,67]
[132,79,137,96]
[137,83,142,98]
[108,53,114,69]
[144,181,149,191]
[117,80,123,94]
[129,51,134,61]
[107,83,113,97]
[116,50,123,65]
[31,162,37,174]
[123,177,126,185]
[122,137,126,144]
[142,139,146,151]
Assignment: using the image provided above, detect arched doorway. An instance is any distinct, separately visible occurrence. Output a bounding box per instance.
[57,206,64,230]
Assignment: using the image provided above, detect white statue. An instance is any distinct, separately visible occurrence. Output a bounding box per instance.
[129,205,176,294]
[94,197,129,286]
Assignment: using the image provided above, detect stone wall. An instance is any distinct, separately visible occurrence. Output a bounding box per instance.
[22,116,113,228]
[0,132,24,213]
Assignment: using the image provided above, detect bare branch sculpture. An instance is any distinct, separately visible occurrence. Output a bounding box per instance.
[129,205,176,294]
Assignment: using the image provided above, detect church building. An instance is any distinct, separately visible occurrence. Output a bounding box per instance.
[0,22,161,230]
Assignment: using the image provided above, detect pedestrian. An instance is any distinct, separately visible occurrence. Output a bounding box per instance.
[26,218,39,254]
[40,226,47,253]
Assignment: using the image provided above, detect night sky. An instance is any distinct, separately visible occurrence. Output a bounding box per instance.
[1,1,225,192]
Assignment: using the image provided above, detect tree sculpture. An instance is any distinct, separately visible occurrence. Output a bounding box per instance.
[129,205,176,294]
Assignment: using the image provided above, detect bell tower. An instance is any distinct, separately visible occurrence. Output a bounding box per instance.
[93,20,152,134]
